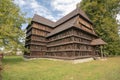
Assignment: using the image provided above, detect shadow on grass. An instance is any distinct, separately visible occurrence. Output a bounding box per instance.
[2,56,24,65]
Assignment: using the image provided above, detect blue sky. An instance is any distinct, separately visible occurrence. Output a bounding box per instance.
[14,0,82,29]
[14,0,120,29]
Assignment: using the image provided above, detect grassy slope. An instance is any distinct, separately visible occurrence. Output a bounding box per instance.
[2,56,120,80]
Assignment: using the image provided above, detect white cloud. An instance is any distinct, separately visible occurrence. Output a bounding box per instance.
[13,0,120,23]
[14,0,26,6]
[117,14,120,23]
[14,0,82,21]
[14,0,56,21]
[51,0,81,17]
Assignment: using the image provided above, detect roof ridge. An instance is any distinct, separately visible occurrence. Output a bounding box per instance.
[54,8,92,27]
[47,16,79,37]
[73,16,79,26]
[32,14,55,27]
[33,14,55,23]
[54,9,78,27]
[78,9,91,22]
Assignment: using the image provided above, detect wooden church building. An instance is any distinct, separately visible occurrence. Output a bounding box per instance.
[24,7,106,59]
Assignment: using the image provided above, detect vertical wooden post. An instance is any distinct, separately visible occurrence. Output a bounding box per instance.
[100,45,103,58]
[93,46,95,57]
[73,51,75,57]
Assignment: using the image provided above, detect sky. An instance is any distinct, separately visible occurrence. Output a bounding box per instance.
[14,0,82,29]
[14,0,120,29]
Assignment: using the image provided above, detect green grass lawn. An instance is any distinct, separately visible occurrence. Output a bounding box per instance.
[2,56,120,80]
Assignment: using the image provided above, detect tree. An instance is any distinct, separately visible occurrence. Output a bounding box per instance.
[0,0,27,54]
[80,0,120,55]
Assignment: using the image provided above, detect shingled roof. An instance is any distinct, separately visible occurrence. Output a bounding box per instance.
[32,14,54,27]
[30,8,95,37]
[47,16,78,37]
[47,16,97,37]
[54,8,92,27]
[90,38,107,46]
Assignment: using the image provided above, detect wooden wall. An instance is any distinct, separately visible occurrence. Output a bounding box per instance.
[46,28,98,59]
[25,15,100,59]
[25,22,53,58]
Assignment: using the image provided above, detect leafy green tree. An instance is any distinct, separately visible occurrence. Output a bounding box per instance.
[80,0,120,55]
[0,0,27,54]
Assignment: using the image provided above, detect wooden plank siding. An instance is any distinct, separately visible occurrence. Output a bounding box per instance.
[24,8,106,59]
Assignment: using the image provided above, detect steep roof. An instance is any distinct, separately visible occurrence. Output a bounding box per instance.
[54,8,92,27]
[32,14,54,27]
[90,38,107,45]
[29,8,95,37]
[47,16,78,37]
[46,8,94,37]
[30,8,91,28]
[47,16,96,37]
